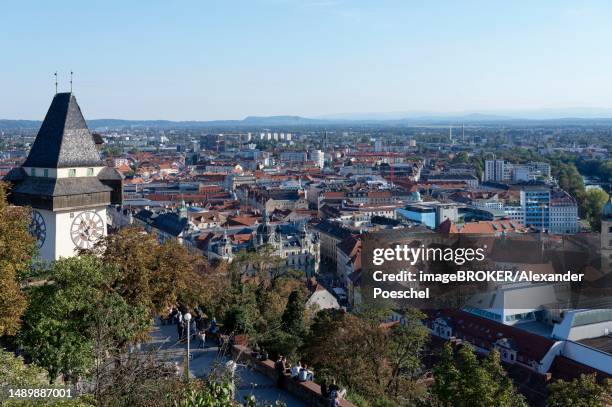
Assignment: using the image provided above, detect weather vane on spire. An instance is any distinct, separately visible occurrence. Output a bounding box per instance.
[54,72,58,94]
[70,71,73,93]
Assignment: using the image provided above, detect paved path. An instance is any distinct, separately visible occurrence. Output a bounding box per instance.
[145,321,306,406]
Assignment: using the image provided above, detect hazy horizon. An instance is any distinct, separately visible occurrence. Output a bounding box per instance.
[2,1,612,120]
[7,105,612,123]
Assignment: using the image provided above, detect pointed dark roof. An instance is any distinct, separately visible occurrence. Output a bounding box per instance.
[23,92,103,169]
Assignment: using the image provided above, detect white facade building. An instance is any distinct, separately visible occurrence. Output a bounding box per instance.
[310,150,325,168]
[280,151,308,163]
[484,160,551,183]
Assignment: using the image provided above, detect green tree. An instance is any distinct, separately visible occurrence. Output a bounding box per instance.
[482,349,524,407]
[173,382,234,407]
[18,256,151,382]
[556,163,586,202]
[471,155,484,180]
[223,301,258,335]
[168,379,285,407]
[455,344,489,406]
[430,344,526,407]
[451,152,469,164]
[231,245,285,283]
[102,145,123,157]
[93,351,181,407]
[583,189,609,231]
[0,349,48,386]
[87,227,206,314]
[258,289,307,360]
[281,290,306,337]
[548,374,612,407]
[431,343,460,405]
[0,182,35,336]
[217,246,307,351]
[0,350,92,406]
[386,309,429,398]
[302,308,428,405]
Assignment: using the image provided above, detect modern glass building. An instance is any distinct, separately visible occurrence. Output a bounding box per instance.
[521,187,550,231]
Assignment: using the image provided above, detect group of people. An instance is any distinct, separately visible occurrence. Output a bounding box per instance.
[167,307,219,349]
[274,355,344,407]
[166,310,345,405]
[290,361,314,382]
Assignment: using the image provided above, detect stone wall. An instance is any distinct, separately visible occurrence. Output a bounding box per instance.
[231,345,356,407]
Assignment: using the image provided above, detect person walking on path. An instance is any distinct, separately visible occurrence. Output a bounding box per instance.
[177,321,184,341]
[198,330,206,349]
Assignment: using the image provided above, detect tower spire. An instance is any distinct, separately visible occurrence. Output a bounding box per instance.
[179,193,187,219]
[54,72,58,94]
[70,71,73,93]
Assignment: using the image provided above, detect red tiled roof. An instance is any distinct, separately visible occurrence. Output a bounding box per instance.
[224,215,258,226]
[116,164,132,173]
[427,309,554,363]
[437,219,528,235]
[199,185,224,193]
[125,177,145,184]
[367,191,392,198]
[322,191,346,199]
[231,233,254,244]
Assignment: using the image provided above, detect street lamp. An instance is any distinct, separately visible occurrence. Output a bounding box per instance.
[184,312,192,380]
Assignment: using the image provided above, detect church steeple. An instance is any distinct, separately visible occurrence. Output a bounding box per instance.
[179,195,188,219]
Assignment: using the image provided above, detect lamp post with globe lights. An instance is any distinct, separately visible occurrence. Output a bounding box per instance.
[184,312,192,379]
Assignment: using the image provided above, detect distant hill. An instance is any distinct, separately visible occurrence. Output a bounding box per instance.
[0,116,327,131]
[3,111,612,131]
[241,115,322,126]
[318,107,612,121]
[0,119,41,130]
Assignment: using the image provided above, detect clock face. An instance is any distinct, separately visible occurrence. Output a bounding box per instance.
[29,210,46,249]
[70,211,105,249]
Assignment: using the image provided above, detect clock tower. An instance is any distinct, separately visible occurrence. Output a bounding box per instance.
[4,92,122,261]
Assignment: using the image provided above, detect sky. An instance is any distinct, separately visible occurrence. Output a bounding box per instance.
[2,0,612,120]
